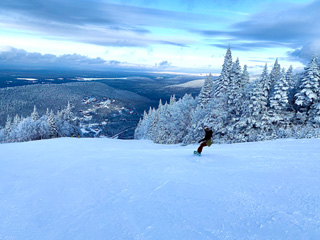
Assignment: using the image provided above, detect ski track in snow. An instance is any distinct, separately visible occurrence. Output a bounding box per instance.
[0,138,320,240]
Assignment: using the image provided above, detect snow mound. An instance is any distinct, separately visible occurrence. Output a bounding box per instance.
[1,138,320,239]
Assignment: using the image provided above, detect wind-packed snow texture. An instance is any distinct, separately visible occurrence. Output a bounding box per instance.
[1,138,320,240]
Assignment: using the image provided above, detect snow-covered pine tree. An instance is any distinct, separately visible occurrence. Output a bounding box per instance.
[4,115,12,138]
[147,99,163,141]
[182,104,208,144]
[270,68,289,112]
[285,65,296,110]
[48,110,58,138]
[295,55,320,112]
[31,105,40,121]
[169,94,196,143]
[242,64,272,141]
[183,73,216,144]
[155,94,196,144]
[241,65,250,88]
[135,107,156,139]
[228,58,242,117]
[268,59,281,105]
[308,101,320,126]
[13,114,21,127]
[239,64,251,116]
[214,46,232,99]
[169,95,176,105]
[198,74,213,108]
[58,101,73,122]
[0,127,5,142]
[153,102,171,144]
[249,64,269,118]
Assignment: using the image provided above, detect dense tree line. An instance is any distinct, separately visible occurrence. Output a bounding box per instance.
[0,102,81,143]
[135,47,320,144]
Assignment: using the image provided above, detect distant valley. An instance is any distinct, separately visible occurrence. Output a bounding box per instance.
[0,70,209,138]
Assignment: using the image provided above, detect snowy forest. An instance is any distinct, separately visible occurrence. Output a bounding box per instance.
[0,102,81,143]
[135,47,320,144]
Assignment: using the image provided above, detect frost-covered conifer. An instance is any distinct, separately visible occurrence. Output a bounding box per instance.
[13,114,21,127]
[295,55,320,111]
[240,64,251,115]
[308,101,320,126]
[31,105,39,121]
[241,65,250,88]
[198,74,213,108]
[249,64,269,117]
[5,115,12,137]
[228,58,242,116]
[268,59,281,103]
[270,68,289,112]
[215,46,232,98]
[48,110,58,138]
[285,66,295,109]
[183,105,207,144]
[135,107,155,139]
[147,100,163,140]
[169,95,176,105]
[59,101,73,122]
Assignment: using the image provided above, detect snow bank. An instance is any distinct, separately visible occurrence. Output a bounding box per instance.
[1,138,320,239]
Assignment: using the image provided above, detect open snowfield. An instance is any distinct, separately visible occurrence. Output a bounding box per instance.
[1,137,320,240]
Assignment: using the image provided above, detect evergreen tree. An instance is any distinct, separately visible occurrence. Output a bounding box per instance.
[198,74,213,108]
[31,105,39,121]
[183,104,208,144]
[215,46,233,98]
[240,64,251,116]
[228,58,242,116]
[48,110,58,138]
[249,64,269,117]
[13,114,21,127]
[135,107,155,139]
[147,100,163,140]
[270,68,289,112]
[268,59,281,104]
[286,65,295,110]
[241,65,250,88]
[295,55,320,111]
[309,101,320,126]
[169,95,176,105]
[5,115,12,137]
[242,64,271,140]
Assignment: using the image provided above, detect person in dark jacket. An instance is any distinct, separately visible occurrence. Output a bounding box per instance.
[195,126,213,155]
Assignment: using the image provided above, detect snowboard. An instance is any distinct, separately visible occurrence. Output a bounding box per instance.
[193,151,201,156]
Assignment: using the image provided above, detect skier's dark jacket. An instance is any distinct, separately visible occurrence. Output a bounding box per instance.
[199,129,213,143]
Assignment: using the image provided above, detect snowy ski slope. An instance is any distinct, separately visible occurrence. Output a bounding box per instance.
[1,137,320,240]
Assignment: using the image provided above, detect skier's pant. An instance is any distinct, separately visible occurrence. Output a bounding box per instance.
[197,142,207,154]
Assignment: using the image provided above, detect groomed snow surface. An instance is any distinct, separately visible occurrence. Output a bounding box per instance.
[1,138,320,240]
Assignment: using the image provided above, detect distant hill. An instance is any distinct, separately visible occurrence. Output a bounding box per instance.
[165,79,205,89]
[0,82,151,138]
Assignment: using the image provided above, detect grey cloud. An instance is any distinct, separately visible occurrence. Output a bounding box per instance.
[210,42,287,51]
[287,41,320,64]
[194,0,320,55]
[159,41,189,48]
[0,0,218,48]
[0,47,127,70]
[155,60,172,68]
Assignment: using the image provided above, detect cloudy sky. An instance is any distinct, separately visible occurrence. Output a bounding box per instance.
[0,0,319,73]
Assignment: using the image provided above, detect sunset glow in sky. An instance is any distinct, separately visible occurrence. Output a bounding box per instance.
[0,0,319,73]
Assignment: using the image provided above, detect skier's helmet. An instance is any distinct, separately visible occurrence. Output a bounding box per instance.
[204,126,210,131]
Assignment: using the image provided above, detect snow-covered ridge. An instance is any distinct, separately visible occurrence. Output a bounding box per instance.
[166,79,205,88]
[1,137,320,239]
